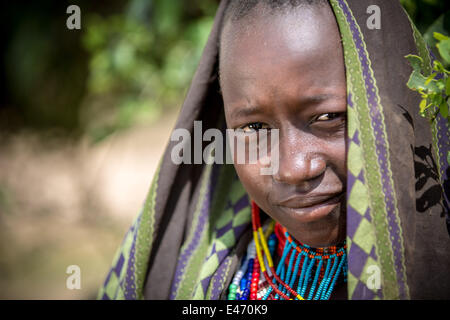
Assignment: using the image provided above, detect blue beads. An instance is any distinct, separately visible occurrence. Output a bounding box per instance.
[277,263,286,299]
[320,255,339,300]
[284,243,297,289]
[241,288,250,300]
[323,255,346,300]
[268,233,277,256]
[240,278,247,291]
[297,253,309,295]
[262,286,273,300]
[239,258,254,292]
[228,225,347,301]
[288,252,303,289]
[307,259,323,300]
[300,257,316,297]
[314,258,331,300]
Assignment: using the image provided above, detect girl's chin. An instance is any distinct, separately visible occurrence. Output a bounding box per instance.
[290,229,340,248]
[275,208,344,248]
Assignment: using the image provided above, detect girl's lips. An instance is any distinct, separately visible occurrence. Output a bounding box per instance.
[276,193,343,222]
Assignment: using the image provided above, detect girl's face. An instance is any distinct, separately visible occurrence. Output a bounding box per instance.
[220,4,347,247]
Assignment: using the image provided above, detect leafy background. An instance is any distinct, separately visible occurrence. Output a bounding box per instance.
[0,0,448,299]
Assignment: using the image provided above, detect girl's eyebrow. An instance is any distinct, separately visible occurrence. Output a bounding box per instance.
[229,105,262,120]
[299,93,345,105]
[228,93,346,121]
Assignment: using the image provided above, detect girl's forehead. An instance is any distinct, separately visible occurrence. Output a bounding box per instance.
[219,5,343,91]
[220,4,340,67]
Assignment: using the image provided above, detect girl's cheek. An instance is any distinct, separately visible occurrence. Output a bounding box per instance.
[234,163,269,198]
[325,140,347,183]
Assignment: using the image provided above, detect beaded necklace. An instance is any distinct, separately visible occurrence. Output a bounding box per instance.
[227,201,347,300]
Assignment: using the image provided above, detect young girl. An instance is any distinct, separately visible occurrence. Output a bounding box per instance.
[99,0,450,300]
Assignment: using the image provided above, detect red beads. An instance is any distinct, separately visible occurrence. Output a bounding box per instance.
[250,255,260,300]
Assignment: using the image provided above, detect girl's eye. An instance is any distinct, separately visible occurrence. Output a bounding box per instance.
[240,122,269,133]
[314,113,343,122]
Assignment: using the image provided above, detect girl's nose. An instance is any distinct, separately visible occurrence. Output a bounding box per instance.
[273,136,326,189]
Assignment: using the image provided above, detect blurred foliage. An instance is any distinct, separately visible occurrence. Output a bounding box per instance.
[401,0,449,34]
[81,0,218,142]
[0,0,448,142]
[406,33,450,119]
[401,0,450,63]
[1,0,218,142]
[405,32,450,163]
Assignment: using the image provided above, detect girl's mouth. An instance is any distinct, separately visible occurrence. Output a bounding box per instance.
[276,192,344,222]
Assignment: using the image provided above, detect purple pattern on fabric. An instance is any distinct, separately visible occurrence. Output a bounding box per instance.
[124,219,139,299]
[346,92,369,285]
[347,207,362,239]
[100,270,113,300]
[338,0,407,299]
[169,165,219,299]
[347,173,356,192]
[353,280,376,300]
[233,223,248,240]
[357,170,365,184]
[216,221,233,238]
[206,242,229,262]
[201,277,211,293]
[352,130,360,145]
[363,208,372,223]
[101,222,137,299]
[216,249,229,262]
[201,193,250,297]
[104,270,112,287]
[210,257,232,300]
[370,246,377,260]
[114,254,125,276]
[232,194,250,213]
[348,242,367,279]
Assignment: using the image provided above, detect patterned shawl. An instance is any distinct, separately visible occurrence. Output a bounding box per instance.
[98,0,450,300]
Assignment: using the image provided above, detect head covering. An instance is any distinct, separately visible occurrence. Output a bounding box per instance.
[98,0,450,300]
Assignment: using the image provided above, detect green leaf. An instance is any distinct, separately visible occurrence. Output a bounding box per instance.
[434,93,444,107]
[446,77,450,96]
[437,39,450,64]
[440,100,449,118]
[447,151,450,166]
[407,70,440,92]
[425,73,437,85]
[405,54,423,71]
[420,99,428,113]
[434,32,450,41]
[433,60,445,73]
[407,70,425,91]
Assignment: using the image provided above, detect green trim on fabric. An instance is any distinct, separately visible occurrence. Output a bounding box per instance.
[206,256,234,299]
[189,165,233,299]
[174,163,214,299]
[193,165,250,299]
[330,0,408,299]
[134,159,161,299]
